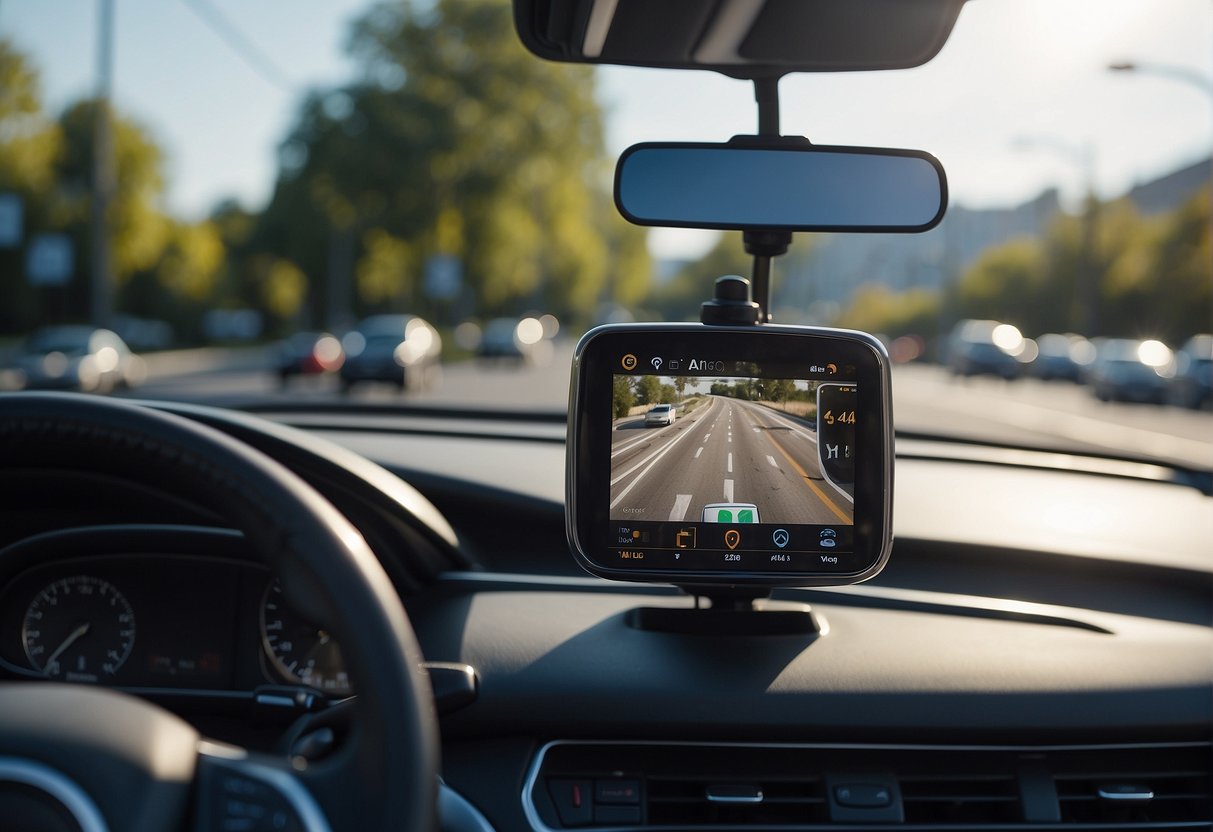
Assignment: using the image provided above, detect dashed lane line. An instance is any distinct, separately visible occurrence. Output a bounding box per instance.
[669,494,692,521]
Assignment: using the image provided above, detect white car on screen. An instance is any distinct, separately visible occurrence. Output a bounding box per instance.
[644,404,676,426]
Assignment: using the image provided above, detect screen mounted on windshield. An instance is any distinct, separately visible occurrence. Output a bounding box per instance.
[568,324,893,587]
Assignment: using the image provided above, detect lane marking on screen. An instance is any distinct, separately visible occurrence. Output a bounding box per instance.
[669,494,692,521]
[694,447,704,459]
[610,418,697,488]
[727,452,733,473]
[767,455,778,468]
[611,432,655,458]
[765,434,852,522]
[724,479,734,502]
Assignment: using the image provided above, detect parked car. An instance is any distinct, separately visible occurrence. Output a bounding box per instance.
[276,331,344,385]
[1030,333,1095,382]
[477,316,549,364]
[340,315,441,392]
[946,319,1021,380]
[1088,338,1173,404]
[8,326,144,393]
[1169,334,1212,409]
[644,403,676,426]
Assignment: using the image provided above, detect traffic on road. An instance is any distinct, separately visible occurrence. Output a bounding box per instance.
[610,392,853,528]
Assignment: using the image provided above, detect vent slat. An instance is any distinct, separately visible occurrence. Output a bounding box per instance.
[533,741,1211,829]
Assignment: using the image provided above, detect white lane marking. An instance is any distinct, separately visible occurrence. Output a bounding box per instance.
[727,452,733,473]
[724,479,734,502]
[610,417,697,487]
[610,426,698,509]
[694,447,704,459]
[669,494,692,521]
[728,436,732,443]
[767,455,778,468]
[752,427,760,432]
[704,434,711,441]
[611,431,657,458]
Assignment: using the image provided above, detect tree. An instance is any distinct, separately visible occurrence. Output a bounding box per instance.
[633,375,662,405]
[836,283,942,341]
[673,376,688,402]
[256,0,646,328]
[612,375,636,418]
[649,232,751,320]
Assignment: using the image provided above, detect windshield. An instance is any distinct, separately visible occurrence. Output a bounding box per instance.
[0,0,1208,469]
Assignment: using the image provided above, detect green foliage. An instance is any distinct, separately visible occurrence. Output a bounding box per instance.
[56,100,170,282]
[255,0,645,328]
[633,375,662,405]
[648,232,750,320]
[941,193,1210,342]
[612,374,635,418]
[357,228,416,306]
[836,284,943,340]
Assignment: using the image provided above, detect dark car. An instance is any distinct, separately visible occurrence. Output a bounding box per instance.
[340,315,441,392]
[477,316,550,363]
[276,331,344,385]
[1169,334,1212,409]
[1088,338,1172,403]
[946,320,1021,380]
[1030,333,1095,382]
[9,326,144,393]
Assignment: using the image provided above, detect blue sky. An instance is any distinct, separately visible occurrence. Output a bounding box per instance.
[2,0,1210,259]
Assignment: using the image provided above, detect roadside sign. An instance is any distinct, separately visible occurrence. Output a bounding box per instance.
[0,194,22,248]
[27,233,74,286]
[424,254,462,300]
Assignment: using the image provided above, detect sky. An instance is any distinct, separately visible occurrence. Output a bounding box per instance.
[1,0,1210,260]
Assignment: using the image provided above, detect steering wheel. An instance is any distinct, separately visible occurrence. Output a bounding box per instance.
[0,393,439,832]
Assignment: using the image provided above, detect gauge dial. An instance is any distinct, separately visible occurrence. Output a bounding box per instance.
[260,579,351,695]
[22,576,136,681]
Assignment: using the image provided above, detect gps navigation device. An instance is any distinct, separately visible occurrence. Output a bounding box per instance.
[568,324,893,587]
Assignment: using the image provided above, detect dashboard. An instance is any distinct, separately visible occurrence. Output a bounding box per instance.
[0,403,1209,832]
[0,526,350,696]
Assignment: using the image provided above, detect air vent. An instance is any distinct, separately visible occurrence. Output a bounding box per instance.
[647,776,826,825]
[1054,744,1212,826]
[526,741,1212,830]
[901,773,1021,824]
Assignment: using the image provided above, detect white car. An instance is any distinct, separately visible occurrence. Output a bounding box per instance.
[644,404,676,426]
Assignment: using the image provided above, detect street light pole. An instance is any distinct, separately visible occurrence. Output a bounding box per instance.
[1014,136,1100,335]
[90,0,115,328]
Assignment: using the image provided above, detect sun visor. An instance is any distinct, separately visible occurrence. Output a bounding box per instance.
[515,0,968,77]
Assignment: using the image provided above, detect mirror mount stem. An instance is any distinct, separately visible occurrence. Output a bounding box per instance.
[745,77,791,323]
[754,76,781,136]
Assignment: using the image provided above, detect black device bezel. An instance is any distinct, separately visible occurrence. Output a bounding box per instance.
[567,323,893,587]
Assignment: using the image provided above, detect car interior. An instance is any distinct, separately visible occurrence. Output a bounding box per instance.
[0,1,1210,832]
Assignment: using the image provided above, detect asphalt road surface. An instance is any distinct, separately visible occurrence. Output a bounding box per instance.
[609,396,854,526]
[118,345,1210,469]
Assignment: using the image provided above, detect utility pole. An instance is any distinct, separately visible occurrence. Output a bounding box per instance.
[90,0,115,328]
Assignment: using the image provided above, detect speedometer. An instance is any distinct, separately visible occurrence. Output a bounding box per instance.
[22,576,136,681]
[260,579,351,695]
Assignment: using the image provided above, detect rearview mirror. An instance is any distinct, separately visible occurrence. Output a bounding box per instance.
[615,142,947,232]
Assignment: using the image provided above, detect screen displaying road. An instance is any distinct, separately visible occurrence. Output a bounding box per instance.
[610,374,854,527]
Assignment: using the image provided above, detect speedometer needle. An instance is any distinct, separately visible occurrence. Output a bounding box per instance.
[45,623,90,671]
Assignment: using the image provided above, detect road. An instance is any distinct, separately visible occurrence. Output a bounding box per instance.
[609,396,854,526]
[117,344,1211,469]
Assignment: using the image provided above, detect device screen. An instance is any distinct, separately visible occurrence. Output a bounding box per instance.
[569,325,892,586]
